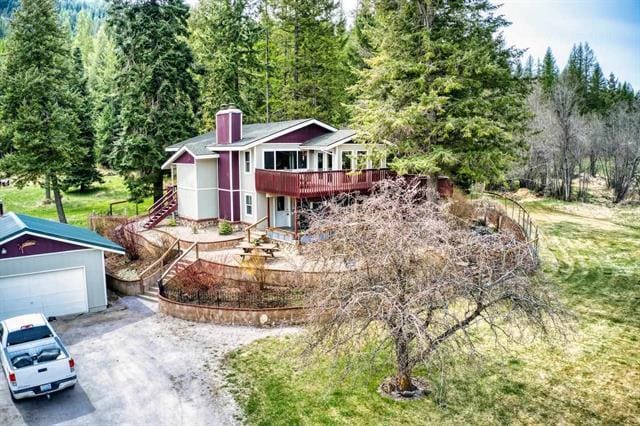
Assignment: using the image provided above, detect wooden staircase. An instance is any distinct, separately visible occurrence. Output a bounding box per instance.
[143,186,177,230]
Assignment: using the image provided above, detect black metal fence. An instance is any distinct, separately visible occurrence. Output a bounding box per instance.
[160,285,306,309]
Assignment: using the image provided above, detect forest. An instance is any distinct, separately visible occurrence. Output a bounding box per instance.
[0,0,638,222]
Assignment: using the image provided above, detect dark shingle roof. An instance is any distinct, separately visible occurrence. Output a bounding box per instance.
[0,213,124,253]
[166,119,313,153]
[301,129,356,148]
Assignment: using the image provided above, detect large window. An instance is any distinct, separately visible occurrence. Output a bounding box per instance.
[317,153,324,170]
[245,194,253,216]
[341,151,352,170]
[263,151,308,170]
[244,151,251,173]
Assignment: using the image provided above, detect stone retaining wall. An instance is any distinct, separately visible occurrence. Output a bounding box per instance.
[158,295,308,326]
[106,266,165,295]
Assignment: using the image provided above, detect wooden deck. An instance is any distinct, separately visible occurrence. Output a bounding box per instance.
[255,168,392,198]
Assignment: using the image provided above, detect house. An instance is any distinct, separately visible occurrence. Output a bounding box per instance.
[0,210,124,320]
[155,106,391,240]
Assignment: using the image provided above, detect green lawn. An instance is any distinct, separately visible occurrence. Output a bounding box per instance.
[0,174,152,227]
[226,199,640,425]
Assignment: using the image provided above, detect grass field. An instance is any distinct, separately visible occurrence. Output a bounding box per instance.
[226,199,640,425]
[0,174,152,227]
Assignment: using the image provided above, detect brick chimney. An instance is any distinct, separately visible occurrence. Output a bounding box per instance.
[216,105,243,144]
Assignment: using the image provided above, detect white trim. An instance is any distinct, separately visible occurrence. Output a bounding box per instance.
[0,265,90,314]
[0,231,124,255]
[161,146,219,170]
[100,253,108,308]
[229,153,234,221]
[244,193,254,217]
[306,135,355,151]
[177,185,218,191]
[0,248,95,263]
[262,149,310,171]
[207,119,337,152]
[216,108,242,115]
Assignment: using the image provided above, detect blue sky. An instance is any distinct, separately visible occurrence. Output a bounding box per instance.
[342,0,640,89]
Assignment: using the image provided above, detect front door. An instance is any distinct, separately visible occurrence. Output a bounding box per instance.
[274,196,290,228]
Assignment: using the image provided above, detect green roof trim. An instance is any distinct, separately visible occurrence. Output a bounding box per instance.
[0,213,124,254]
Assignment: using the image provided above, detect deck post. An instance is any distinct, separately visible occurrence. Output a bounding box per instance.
[266,196,271,228]
[293,198,298,240]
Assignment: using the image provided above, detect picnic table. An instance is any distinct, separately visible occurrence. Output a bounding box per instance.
[237,242,280,257]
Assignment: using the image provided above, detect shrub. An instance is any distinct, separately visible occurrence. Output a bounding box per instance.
[112,221,140,261]
[218,220,233,235]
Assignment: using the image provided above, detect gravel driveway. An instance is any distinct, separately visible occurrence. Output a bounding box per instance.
[0,296,298,425]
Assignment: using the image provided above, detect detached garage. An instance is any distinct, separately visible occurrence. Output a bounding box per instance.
[0,212,124,320]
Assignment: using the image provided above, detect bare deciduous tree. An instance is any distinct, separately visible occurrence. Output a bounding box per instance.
[301,180,564,396]
[599,103,640,203]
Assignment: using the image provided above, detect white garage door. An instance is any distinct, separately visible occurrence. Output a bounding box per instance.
[0,267,88,320]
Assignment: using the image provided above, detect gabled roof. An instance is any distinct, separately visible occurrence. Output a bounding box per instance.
[301,129,356,149]
[165,119,338,155]
[0,213,125,254]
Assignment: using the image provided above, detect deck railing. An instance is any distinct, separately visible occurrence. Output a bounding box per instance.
[255,168,392,198]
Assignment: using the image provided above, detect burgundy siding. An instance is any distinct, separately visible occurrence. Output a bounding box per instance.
[233,191,241,221]
[231,112,242,142]
[267,124,330,143]
[218,152,231,189]
[174,151,195,164]
[218,191,231,220]
[232,152,240,191]
[0,234,85,260]
[216,113,230,144]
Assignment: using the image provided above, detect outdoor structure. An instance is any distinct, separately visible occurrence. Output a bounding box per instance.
[0,210,124,319]
[155,106,390,240]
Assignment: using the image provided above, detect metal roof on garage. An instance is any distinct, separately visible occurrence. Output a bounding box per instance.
[0,212,124,254]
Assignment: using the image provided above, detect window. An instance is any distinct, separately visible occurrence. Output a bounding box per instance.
[264,151,275,170]
[341,151,352,170]
[356,151,367,169]
[327,153,333,170]
[244,151,251,173]
[297,151,308,169]
[317,153,324,170]
[245,194,253,216]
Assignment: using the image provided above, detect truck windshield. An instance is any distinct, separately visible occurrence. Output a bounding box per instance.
[7,326,53,346]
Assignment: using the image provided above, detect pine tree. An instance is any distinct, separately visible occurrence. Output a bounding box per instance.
[540,47,558,95]
[63,47,102,191]
[73,10,95,68]
[87,24,120,167]
[349,0,530,185]
[268,0,350,124]
[0,0,80,222]
[189,0,261,128]
[523,55,536,78]
[109,0,199,201]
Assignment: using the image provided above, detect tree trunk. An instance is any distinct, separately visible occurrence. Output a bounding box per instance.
[50,176,67,223]
[44,175,52,203]
[153,172,164,202]
[394,336,414,392]
[589,150,597,177]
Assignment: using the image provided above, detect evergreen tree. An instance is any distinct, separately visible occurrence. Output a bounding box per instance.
[108,0,199,201]
[523,54,536,78]
[586,62,606,114]
[73,10,95,69]
[63,47,102,191]
[345,0,375,72]
[189,0,261,128]
[268,0,350,124]
[540,47,558,95]
[87,24,120,167]
[350,0,530,185]
[0,0,80,222]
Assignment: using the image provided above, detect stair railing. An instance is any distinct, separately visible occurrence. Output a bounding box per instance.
[139,238,180,279]
[158,242,198,295]
[245,216,268,242]
[148,185,177,218]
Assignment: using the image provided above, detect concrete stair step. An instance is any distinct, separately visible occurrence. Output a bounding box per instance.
[138,293,158,302]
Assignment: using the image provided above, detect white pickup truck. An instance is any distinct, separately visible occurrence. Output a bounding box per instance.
[1,313,77,400]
